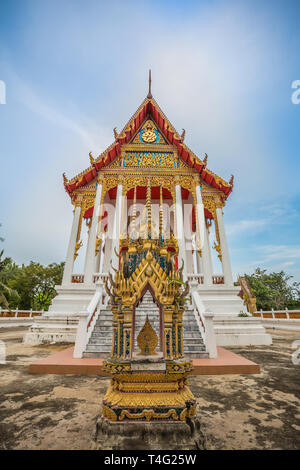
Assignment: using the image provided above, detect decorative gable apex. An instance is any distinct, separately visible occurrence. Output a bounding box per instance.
[64,77,233,199]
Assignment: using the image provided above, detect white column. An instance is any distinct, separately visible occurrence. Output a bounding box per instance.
[99,237,105,274]
[191,233,198,274]
[95,233,105,273]
[206,223,214,278]
[197,250,203,274]
[110,181,123,271]
[216,206,233,286]
[95,248,101,273]
[84,176,103,285]
[175,181,187,279]
[103,237,112,273]
[203,222,213,285]
[62,202,81,286]
[195,181,213,286]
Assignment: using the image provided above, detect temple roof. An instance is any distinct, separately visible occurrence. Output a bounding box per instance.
[64,89,234,199]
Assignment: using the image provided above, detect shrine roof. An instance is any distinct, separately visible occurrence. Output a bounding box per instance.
[64,91,234,199]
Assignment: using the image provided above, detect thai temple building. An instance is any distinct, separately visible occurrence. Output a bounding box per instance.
[24,74,271,355]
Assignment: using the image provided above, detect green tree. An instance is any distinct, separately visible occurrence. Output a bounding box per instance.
[0,250,20,308]
[8,262,64,311]
[247,268,300,310]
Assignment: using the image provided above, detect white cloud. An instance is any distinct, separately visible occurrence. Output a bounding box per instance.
[5,66,112,152]
[226,218,270,236]
[226,202,299,237]
[256,245,300,262]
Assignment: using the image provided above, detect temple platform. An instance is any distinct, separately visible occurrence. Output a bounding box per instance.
[28,346,260,375]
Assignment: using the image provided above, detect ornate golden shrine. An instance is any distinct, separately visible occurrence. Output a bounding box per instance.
[102,241,197,423]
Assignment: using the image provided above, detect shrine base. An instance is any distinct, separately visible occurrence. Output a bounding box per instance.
[94,416,205,450]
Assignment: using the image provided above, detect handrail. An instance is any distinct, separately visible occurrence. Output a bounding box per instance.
[73,281,104,358]
[0,307,44,318]
[253,309,300,320]
[187,273,225,285]
[191,290,218,358]
[187,274,204,284]
[212,274,225,284]
[71,273,84,283]
[71,272,109,284]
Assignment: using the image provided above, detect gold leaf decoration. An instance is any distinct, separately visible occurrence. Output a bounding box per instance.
[137,315,158,355]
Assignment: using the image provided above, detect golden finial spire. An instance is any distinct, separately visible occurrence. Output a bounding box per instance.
[147,69,152,99]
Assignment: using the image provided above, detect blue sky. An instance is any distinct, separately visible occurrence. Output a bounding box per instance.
[0,0,300,280]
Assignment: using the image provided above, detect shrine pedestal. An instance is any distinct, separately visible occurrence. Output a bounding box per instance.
[101,358,196,422]
[95,357,204,450]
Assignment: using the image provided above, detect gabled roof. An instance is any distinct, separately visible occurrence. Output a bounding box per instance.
[64,94,233,199]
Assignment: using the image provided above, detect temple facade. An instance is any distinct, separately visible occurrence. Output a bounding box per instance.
[24,76,271,351]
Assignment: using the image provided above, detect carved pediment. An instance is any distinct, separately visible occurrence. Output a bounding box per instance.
[131,119,167,145]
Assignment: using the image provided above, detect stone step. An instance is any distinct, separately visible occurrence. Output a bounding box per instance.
[183,345,206,352]
[183,338,204,344]
[93,326,113,332]
[86,344,112,352]
[183,332,203,338]
[185,352,209,359]
[84,294,207,356]
[83,351,110,358]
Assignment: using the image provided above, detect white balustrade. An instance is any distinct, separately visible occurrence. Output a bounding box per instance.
[93,272,108,283]
[0,309,43,318]
[71,273,84,283]
[187,273,225,285]
[212,274,225,285]
[253,309,300,319]
[71,272,109,284]
[73,281,104,358]
[187,273,204,284]
[191,289,217,358]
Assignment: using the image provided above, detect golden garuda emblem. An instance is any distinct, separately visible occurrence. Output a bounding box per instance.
[142,123,157,143]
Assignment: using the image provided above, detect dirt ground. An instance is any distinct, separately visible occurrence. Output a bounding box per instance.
[0,327,299,450]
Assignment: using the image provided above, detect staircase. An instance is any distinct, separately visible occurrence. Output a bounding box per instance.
[83,305,113,358]
[83,291,208,358]
[183,303,208,358]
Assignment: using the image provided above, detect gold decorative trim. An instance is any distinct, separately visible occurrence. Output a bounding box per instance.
[119,408,178,422]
